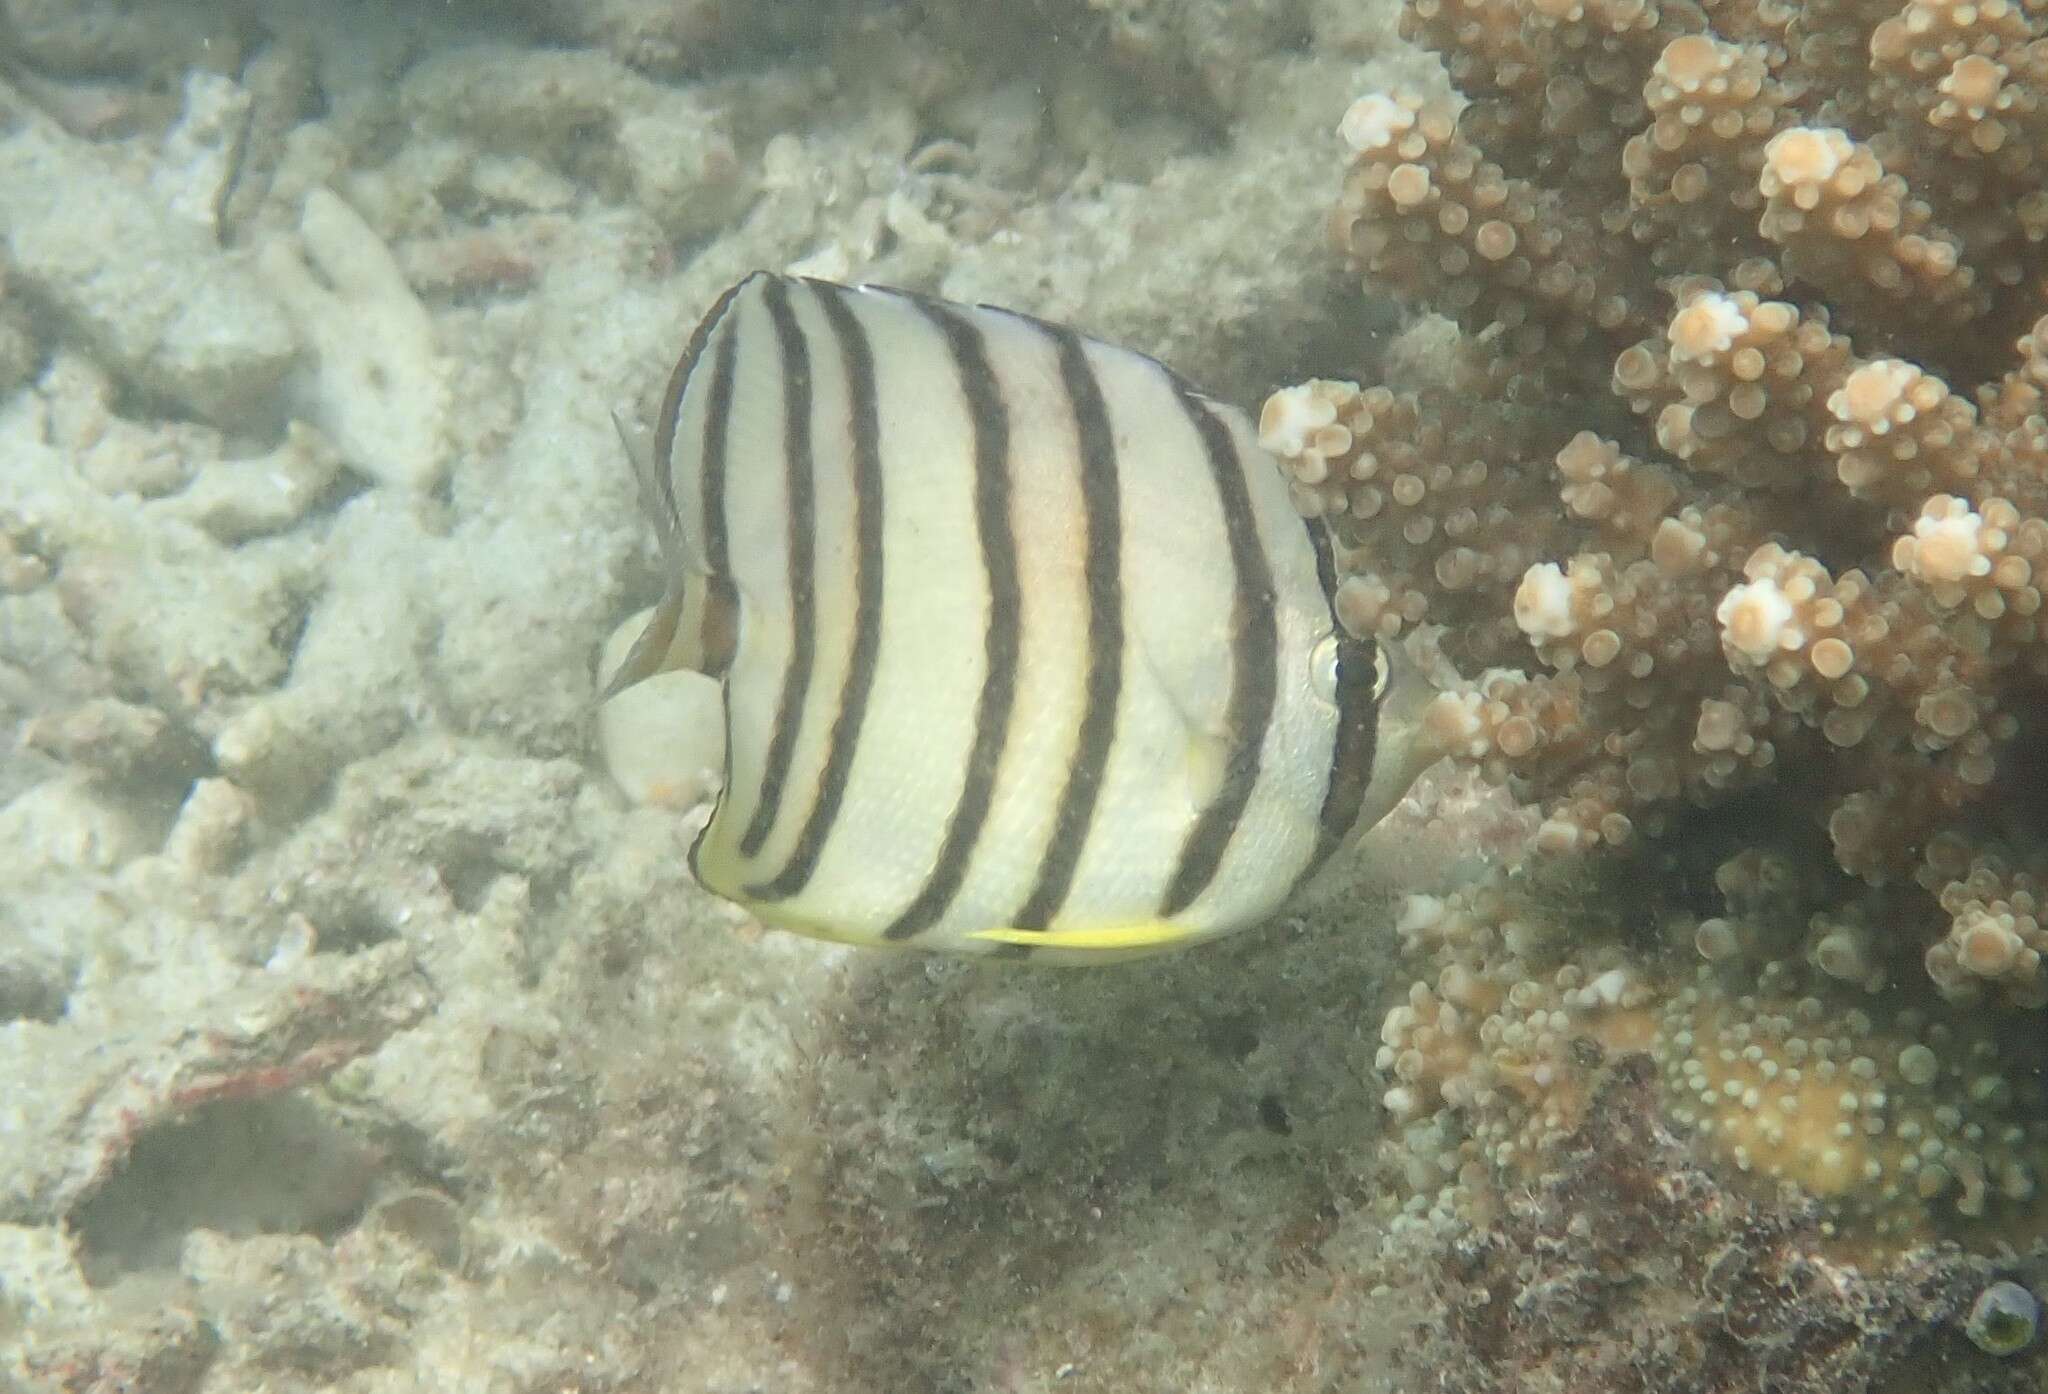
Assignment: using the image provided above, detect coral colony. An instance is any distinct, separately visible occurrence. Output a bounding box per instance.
[1260,0,2048,1243]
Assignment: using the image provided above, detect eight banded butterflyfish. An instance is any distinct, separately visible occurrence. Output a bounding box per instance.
[605,272,1435,962]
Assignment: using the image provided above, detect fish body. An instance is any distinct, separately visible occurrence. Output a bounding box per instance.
[609,272,1430,961]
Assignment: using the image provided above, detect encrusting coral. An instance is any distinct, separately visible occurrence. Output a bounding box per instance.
[1262,0,2048,1244]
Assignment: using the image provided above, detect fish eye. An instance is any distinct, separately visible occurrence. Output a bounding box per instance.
[1309,634,1341,707]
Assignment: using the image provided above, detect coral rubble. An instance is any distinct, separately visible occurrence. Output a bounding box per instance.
[1263,0,2048,1247]
[0,92,297,425]
[256,189,451,493]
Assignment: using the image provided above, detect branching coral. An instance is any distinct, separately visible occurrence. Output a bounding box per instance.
[1266,0,2048,1241]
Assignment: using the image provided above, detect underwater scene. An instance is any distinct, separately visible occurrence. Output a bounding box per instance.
[3,0,2048,1389]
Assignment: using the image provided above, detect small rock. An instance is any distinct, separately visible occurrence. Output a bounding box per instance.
[151,420,343,542]
[1965,1279,2039,1356]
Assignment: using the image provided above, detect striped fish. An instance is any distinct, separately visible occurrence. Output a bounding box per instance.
[606,272,1434,962]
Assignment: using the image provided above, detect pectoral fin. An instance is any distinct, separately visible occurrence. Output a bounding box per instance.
[600,577,741,700]
[600,588,686,700]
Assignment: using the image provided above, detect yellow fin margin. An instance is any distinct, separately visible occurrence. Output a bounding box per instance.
[965,920,1196,952]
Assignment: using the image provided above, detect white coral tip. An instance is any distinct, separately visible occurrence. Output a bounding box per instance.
[1258,383,1330,457]
[1514,562,1577,640]
[1340,94,1413,154]
[1716,578,1796,661]
[1763,126,1847,187]
[1667,291,1749,363]
[1905,500,1991,583]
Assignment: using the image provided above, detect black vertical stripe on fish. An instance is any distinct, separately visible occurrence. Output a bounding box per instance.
[1289,521,1381,897]
[695,314,743,681]
[685,302,747,889]
[737,276,819,859]
[1160,391,1280,917]
[687,812,714,886]
[746,281,886,901]
[1008,325,1124,931]
[654,276,751,544]
[882,299,1020,941]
